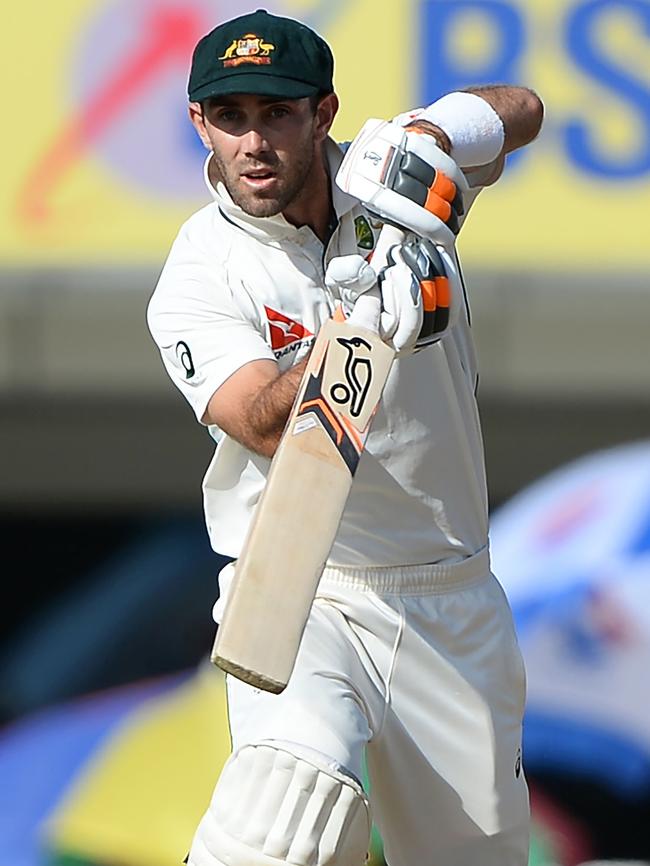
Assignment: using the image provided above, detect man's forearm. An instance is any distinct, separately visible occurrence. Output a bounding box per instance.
[402,84,543,188]
[466,85,544,153]
[243,356,309,458]
[402,85,543,164]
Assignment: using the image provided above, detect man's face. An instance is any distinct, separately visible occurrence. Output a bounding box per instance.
[191,93,326,218]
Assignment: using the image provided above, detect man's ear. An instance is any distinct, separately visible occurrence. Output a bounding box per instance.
[314,92,339,142]
[188,102,212,150]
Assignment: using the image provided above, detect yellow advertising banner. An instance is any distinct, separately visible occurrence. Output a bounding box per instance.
[2,0,650,268]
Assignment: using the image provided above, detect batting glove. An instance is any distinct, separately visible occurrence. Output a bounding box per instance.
[324,240,453,355]
[379,237,454,354]
[336,118,468,249]
[324,254,378,316]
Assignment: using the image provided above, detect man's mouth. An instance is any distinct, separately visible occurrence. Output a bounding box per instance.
[241,168,278,188]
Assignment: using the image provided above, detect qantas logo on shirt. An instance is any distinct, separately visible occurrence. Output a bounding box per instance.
[265,307,314,356]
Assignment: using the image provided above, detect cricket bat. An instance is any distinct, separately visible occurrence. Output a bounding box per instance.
[211,224,404,693]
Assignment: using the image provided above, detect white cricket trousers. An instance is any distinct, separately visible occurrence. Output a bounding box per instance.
[225,547,530,866]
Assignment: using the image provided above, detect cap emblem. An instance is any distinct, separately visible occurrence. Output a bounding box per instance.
[219,33,275,67]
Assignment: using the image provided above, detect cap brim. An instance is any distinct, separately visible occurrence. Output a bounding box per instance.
[189,74,320,102]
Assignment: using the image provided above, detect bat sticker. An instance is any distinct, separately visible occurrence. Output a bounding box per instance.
[330,336,373,417]
[293,340,371,475]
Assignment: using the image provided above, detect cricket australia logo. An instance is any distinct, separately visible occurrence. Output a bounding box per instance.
[354,215,374,250]
[219,33,275,66]
[330,336,373,418]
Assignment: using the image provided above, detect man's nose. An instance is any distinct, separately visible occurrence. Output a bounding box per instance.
[241,127,269,155]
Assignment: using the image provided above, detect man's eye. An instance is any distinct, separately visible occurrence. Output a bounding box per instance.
[218,110,240,122]
[269,106,290,118]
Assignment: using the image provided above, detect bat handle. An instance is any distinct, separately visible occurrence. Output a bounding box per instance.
[347,223,406,334]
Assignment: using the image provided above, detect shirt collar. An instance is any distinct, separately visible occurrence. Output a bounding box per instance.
[203,138,359,242]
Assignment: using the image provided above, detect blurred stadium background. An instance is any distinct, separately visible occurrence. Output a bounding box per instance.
[2,0,650,864]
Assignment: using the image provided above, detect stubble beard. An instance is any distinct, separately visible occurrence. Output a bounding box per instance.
[214,140,316,218]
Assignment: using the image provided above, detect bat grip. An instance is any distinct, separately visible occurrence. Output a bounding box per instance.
[347,223,406,334]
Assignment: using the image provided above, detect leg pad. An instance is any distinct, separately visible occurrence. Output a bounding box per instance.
[188,742,371,866]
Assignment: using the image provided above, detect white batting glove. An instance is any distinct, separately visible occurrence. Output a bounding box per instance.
[378,250,422,353]
[379,238,454,354]
[336,119,469,249]
[324,254,377,316]
[324,253,384,333]
[324,241,453,355]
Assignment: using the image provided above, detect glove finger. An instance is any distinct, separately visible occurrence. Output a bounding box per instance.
[368,188,458,247]
[391,284,423,351]
[392,165,462,235]
[325,255,376,291]
[403,128,469,194]
[382,261,423,352]
[432,272,451,334]
[399,240,452,341]
[378,273,399,340]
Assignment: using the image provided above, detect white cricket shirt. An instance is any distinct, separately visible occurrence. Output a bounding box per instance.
[148,139,490,566]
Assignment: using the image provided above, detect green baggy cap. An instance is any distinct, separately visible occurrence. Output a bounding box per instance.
[188,9,334,102]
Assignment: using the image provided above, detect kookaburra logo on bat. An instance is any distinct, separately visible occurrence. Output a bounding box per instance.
[330,336,373,417]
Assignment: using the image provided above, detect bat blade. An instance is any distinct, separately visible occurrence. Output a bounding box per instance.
[212,227,402,693]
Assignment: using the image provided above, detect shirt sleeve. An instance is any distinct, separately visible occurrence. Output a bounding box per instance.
[147,225,276,424]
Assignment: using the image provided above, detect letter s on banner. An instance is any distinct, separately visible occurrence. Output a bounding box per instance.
[565,0,650,179]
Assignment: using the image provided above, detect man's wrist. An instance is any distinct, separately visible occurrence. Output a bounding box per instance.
[395,91,505,167]
[419,92,505,166]
[404,120,452,155]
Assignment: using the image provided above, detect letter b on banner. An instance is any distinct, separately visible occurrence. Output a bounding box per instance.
[419,0,525,102]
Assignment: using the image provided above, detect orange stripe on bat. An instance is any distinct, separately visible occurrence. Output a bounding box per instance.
[420,279,437,312]
[332,305,346,323]
[300,398,344,445]
[434,276,450,308]
[340,413,364,453]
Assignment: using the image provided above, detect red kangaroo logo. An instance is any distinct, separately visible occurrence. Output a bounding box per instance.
[265,307,312,350]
